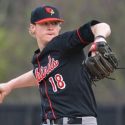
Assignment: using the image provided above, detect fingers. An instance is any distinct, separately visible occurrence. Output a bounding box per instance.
[0,85,6,104]
[0,83,12,104]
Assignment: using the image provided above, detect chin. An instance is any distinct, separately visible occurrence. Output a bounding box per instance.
[47,36,56,42]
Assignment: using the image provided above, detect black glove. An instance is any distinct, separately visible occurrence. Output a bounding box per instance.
[84,41,118,81]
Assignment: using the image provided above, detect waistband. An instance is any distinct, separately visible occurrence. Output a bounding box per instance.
[41,116,97,125]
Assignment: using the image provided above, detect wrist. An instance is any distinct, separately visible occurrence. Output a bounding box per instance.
[94,35,107,43]
[1,83,13,96]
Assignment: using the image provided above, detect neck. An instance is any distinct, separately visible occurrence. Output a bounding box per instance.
[37,39,46,51]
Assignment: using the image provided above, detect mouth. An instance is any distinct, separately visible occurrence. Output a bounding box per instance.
[46,33,56,38]
[47,33,55,35]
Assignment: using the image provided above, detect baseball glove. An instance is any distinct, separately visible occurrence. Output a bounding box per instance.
[83,41,118,81]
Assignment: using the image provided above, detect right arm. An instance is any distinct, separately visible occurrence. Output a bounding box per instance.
[49,20,100,52]
[0,70,38,103]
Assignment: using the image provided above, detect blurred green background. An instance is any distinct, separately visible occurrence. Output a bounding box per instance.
[0,0,125,106]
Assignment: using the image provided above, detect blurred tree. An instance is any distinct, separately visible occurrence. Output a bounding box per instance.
[0,0,125,105]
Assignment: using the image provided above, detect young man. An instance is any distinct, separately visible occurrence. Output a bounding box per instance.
[0,5,111,125]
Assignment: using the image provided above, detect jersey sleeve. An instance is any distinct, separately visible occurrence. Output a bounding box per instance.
[77,20,100,44]
[47,20,101,52]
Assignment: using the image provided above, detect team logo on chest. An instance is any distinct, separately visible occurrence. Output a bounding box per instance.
[35,55,59,82]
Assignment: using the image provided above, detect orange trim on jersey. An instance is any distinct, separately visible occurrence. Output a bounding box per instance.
[34,55,41,86]
[43,79,56,119]
[76,29,88,45]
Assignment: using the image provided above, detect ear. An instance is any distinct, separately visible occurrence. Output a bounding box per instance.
[29,24,36,32]
[29,24,36,38]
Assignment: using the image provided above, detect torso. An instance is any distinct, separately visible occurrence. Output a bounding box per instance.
[32,30,97,120]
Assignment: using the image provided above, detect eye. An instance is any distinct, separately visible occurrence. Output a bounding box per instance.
[44,22,49,26]
[51,22,60,25]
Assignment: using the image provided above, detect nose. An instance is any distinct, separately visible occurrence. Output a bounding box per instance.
[47,24,54,30]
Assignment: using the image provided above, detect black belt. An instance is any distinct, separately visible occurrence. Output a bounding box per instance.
[41,116,97,125]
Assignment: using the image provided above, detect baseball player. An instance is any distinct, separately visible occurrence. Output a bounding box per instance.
[0,5,112,125]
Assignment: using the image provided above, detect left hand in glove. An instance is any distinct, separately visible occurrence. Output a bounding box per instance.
[83,37,118,81]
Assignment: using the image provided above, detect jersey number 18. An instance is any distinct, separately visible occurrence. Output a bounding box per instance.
[49,74,66,92]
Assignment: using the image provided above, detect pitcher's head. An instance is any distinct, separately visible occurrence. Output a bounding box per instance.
[30,5,64,24]
[29,5,64,47]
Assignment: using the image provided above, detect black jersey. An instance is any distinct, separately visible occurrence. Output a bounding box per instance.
[32,20,100,121]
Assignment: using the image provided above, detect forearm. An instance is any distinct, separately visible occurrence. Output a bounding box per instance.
[6,70,38,91]
[0,70,38,103]
[91,22,111,38]
[77,20,111,47]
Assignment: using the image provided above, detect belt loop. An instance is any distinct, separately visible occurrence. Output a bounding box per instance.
[82,117,84,124]
[63,117,68,124]
[46,119,50,125]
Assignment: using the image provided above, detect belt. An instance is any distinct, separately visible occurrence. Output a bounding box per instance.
[42,116,97,125]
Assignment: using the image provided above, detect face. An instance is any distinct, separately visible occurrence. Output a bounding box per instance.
[31,21,61,45]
